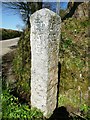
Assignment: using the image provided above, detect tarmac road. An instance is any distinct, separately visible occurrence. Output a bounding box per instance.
[0,37,19,57]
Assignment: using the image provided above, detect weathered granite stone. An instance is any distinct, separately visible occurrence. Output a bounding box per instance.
[30,8,61,117]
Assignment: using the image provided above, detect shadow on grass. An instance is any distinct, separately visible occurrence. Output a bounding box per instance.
[48,106,71,120]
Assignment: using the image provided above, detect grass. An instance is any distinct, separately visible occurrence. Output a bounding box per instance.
[0,28,22,40]
[1,89,90,120]
[2,89,44,120]
[60,17,89,109]
[1,14,89,119]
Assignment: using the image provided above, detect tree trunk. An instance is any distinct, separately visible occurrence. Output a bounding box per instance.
[62,2,82,21]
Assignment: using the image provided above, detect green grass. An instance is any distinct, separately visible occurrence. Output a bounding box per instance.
[8,17,89,120]
[1,89,89,119]
[2,89,44,120]
[59,17,89,109]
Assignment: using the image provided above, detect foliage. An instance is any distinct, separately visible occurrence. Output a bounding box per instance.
[2,89,44,120]
[1,89,89,119]
[80,104,89,113]
[58,95,90,119]
[12,12,89,119]
[1,28,22,40]
[13,28,31,94]
[59,17,89,109]
[59,9,67,19]
[80,105,90,119]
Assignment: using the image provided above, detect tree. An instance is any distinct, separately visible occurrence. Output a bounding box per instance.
[3,1,42,28]
[62,2,83,21]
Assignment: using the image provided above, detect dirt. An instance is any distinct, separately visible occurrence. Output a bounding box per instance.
[2,50,16,89]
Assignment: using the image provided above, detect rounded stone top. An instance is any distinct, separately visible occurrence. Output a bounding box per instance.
[30,8,61,21]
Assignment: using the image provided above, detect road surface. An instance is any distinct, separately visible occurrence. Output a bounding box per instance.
[0,37,19,57]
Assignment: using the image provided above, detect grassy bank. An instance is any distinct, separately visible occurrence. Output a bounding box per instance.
[0,28,22,40]
[2,15,90,119]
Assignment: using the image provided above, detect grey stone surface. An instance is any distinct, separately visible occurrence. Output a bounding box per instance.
[30,8,61,117]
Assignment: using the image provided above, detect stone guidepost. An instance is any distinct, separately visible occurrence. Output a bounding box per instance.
[30,8,61,118]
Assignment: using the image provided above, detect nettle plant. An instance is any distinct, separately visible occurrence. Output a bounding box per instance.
[2,90,44,119]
